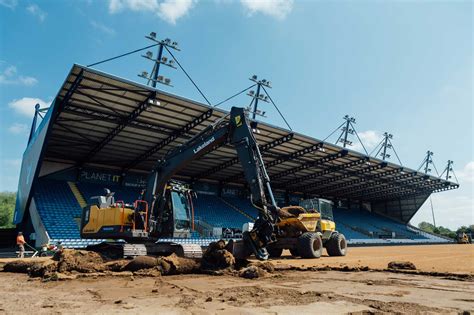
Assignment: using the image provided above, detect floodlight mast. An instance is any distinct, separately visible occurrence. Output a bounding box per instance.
[441,160,454,181]
[248,75,271,120]
[140,32,179,88]
[423,150,434,174]
[337,115,355,148]
[445,160,453,181]
[381,132,393,160]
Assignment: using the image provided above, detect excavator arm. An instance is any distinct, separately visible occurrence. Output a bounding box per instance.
[144,107,278,258]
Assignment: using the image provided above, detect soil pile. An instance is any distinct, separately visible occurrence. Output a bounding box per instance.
[239,266,267,279]
[278,206,306,218]
[249,261,275,273]
[29,260,59,278]
[388,261,417,270]
[104,260,129,272]
[159,253,199,275]
[2,260,37,273]
[54,249,107,273]
[123,256,157,272]
[123,253,199,275]
[201,240,236,271]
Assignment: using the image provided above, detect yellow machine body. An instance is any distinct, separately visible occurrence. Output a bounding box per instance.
[319,219,336,232]
[276,212,337,235]
[82,205,135,235]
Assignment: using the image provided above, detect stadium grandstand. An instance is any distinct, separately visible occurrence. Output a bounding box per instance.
[12,64,458,249]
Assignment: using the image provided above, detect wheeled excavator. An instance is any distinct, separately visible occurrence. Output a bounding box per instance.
[81,106,347,260]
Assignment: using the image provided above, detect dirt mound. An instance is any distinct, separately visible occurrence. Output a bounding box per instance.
[2,259,59,278]
[123,254,199,275]
[104,260,129,272]
[29,260,59,278]
[124,256,157,272]
[2,260,37,273]
[54,249,106,273]
[278,206,306,218]
[388,261,417,270]
[239,265,267,279]
[159,253,199,275]
[201,240,236,271]
[249,261,275,273]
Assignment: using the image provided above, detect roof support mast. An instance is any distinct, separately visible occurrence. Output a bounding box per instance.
[28,104,41,145]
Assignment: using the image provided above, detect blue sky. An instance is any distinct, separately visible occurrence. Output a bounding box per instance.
[0,0,472,229]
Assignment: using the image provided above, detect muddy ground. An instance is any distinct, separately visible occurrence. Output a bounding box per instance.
[0,244,472,314]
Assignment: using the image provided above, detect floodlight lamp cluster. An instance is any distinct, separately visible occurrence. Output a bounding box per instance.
[138,70,173,86]
[339,139,353,146]
[254,109,266,117]
[249,74,272,88]
[343,115,356,123]
[341,126,355,135]
[247,90,269,103]
[146,32,180,51]
[142,51,177,69]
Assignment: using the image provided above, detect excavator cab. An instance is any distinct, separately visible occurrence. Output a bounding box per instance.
[151,182,194,238]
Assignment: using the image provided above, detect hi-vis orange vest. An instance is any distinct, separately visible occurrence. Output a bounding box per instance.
[16,235,25,245]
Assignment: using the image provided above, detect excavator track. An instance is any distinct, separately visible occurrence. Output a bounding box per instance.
[87,241,203,259]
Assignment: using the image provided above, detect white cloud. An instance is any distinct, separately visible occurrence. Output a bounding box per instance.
[0,0,18,9]
[8,123,28,135]
[240,0,293,20]
[0,65,38,86]
[8,97,51,117]
[18,76,38,85]
[26,4,47,22]
[454,161,474,184]
[108,0,194,24]
[90,21,116,36]
[4,65,17,76]
[158,0,195,24]
[411,160,474,230]
[351,130,383,154]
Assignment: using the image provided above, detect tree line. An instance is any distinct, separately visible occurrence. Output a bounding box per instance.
[418,221,473,239]
[0,192,15,228]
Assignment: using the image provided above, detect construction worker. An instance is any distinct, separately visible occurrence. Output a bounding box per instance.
[16,232,26,258]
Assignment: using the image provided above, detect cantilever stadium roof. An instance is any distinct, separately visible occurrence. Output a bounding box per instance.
[41,64,458,220]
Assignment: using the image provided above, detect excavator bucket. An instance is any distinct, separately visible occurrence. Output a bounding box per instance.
[225,239,252,260]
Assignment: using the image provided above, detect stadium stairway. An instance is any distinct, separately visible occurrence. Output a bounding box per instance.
[67,182,87,208]
[221,197,259,219]
[218,197,256,222]
[33,179,104,248]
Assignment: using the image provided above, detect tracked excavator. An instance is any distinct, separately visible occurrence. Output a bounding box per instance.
[81,106,347,260]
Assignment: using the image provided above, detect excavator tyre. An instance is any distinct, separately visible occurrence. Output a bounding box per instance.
[297,232,323,258]
[325,232,347,256]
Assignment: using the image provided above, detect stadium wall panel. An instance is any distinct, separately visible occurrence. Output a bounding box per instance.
[14,101,56,224]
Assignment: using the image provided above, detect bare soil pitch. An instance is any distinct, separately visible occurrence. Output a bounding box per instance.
[0,244,472,314]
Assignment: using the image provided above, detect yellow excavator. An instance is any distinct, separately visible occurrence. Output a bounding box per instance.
[81,106,346,260]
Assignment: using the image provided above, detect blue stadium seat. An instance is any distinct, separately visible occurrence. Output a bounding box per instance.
[193,194,252,229]
[34,179,430,246]
[221,196,259,219]
[333,208,427,240]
